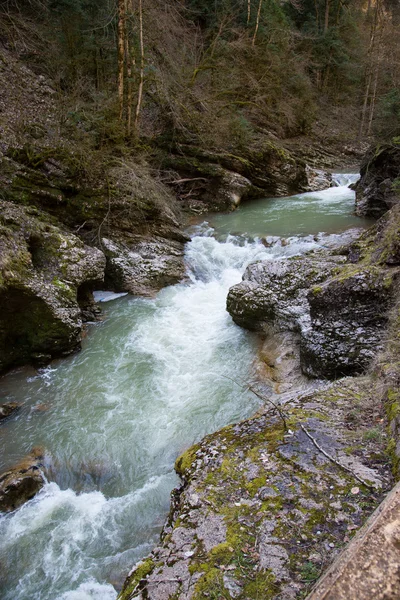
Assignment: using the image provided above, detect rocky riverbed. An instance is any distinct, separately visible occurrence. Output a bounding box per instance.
[118,143,400,600]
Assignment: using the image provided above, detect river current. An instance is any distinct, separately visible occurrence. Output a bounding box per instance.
[0,175,371,599]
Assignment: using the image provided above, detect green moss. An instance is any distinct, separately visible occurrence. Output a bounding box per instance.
[311,285,323,294]
[386,438,400,479]
[386,389,400,421]
[175,443,201,477]
[192,569,230,600]
[245,475,267,497]
[242,570,280,598]
[117,557,155,600]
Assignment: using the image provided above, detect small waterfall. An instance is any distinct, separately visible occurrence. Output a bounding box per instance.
[332,172,360,187]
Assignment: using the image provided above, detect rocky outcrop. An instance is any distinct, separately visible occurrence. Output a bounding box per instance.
[1,145,190,297]
[0,402,20,420]
[355,143,400,218]
[118,377,390,600]
[102,236,187,296]
[0,200,106,372]
[305,167,333,192]
[226,254,345,332]
[301,266,398,378]
[227,221,400,379]
[0,447,46,512]
[160,141,331,214]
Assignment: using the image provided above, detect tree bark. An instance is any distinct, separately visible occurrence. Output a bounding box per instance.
[134,0,144,132]
[117,0,126,122]
[324,0,330,33]
[252,0,262,45]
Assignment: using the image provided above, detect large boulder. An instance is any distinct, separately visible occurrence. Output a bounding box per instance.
[102,236,187,296]
[0,200,106,372]
[304,166,333,192]
[301,266,399,378]
[227,233,400,379]
[226,253,345,332]
[355,144,400,218]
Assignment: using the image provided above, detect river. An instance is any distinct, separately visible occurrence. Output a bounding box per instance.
[0,175,372,599]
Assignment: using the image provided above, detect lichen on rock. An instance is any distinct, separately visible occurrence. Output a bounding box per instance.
[0,200,106,372]
[119,378,391,600]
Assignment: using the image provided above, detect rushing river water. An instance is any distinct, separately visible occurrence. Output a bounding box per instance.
[0,175,371,600]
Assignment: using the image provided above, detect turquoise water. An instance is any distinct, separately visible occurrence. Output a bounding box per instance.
[209,174,373,238]
[0,174,370,599]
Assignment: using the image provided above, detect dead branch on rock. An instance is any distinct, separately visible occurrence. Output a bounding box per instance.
[222,375,288,430]
[299,423,378,491]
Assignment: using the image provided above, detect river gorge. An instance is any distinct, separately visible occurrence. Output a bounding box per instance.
[0,175,376,600]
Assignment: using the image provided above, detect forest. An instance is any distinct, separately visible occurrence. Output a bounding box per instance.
[1,0,399,152]
[0,1,400,600]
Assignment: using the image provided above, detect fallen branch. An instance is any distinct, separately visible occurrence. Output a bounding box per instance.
[222,375,288,430]
[299,423,377,491]
[169,177,208,185]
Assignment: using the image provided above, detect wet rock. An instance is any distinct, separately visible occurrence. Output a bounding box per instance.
[0,401,20,420]
[226,253,344,332]
[0,447,46,512]
[102,236,186,296]
[301,266,399,378]
[355,144,400,218]
[305,166,333,192]
[0,200,106,373]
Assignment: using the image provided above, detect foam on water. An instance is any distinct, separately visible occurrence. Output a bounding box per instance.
[0,174,370,600]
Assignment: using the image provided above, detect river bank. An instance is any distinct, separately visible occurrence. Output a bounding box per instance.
[1,172,388,599]
[118,149,400,600]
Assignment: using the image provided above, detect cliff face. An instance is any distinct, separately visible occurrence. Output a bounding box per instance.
[356,144,400,218]
[0,45,190,374]
[118,144,400,600]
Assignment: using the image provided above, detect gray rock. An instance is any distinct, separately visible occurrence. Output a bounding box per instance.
[226,253,344,332]
[102,236,186,296]
[0,401,20,420]
[355,144,400,218]
[305,166,333,192]
[301,266,399,378]
[0,201,106,373]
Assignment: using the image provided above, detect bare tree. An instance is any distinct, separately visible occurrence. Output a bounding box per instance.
[117,0,126,121]
[252,0,262,45]
[134,0,145,132]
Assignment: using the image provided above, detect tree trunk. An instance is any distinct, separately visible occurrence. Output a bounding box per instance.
[117,0,126,122]
[359,0,380,137]
[367,60,379,135]
[324,0,330,33]
[134,0,145,132]
[252,0,262,45]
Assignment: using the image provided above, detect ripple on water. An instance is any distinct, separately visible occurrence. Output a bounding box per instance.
[0,176,371,599]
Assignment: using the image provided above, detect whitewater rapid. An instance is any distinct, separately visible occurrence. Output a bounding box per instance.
[0,175,365,599]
